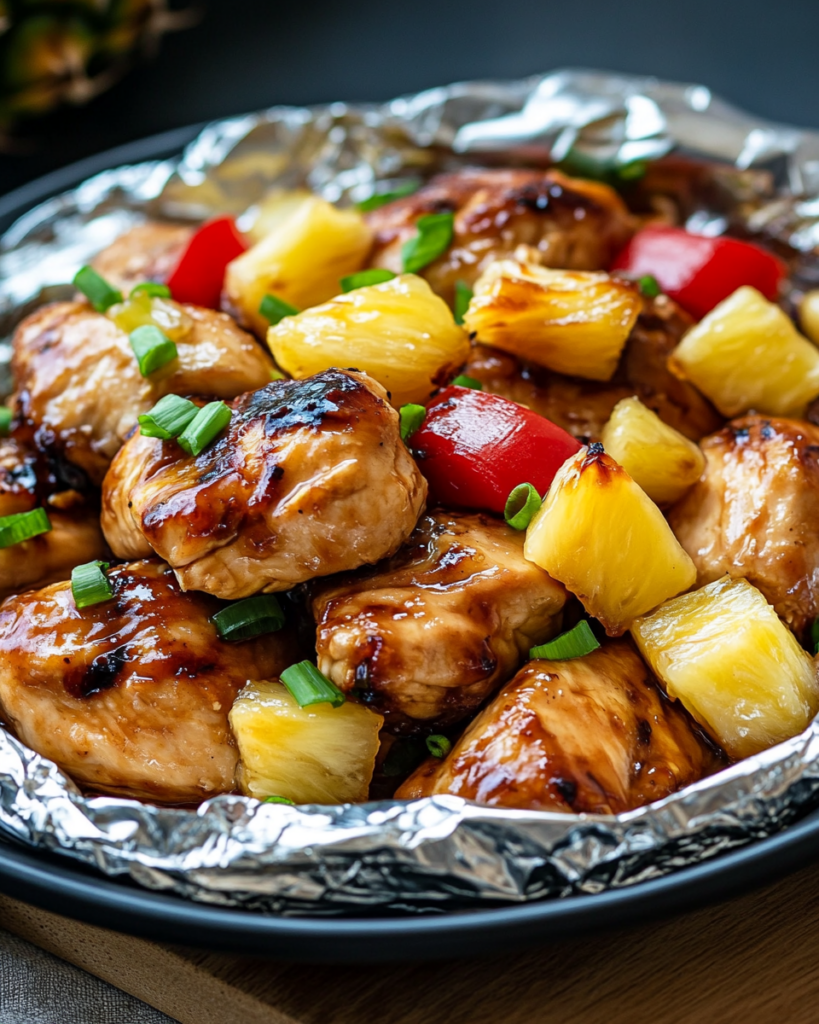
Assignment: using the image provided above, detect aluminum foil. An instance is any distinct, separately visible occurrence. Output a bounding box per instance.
[1,69,819,915]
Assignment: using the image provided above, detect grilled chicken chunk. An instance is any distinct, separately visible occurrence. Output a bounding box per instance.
[102,370,427,599]
[312,511,567,731]
[669,416,819,642]
[91,222,193,294]
[0,560,297,802]
[464,294,721,440]
[11,300,275,483]
[366,169,634,305]
[397,640,724,812]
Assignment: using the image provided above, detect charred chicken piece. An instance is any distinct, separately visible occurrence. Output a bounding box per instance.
[366,168,634,305]
[397,640,724,812]
[102,370,427,599]
[11,300,275,483]
[0,559,297,802]
[91,222,193,294]
[311,511,567,731]
[669,416,819,643]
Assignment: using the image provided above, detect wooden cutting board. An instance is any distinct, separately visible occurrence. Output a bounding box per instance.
[2,861,819,1024]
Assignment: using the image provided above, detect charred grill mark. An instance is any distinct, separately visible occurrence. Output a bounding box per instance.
[237,370,376,438]
[553,776,578,805]
[637,718,653,745]
[66,644,130,699]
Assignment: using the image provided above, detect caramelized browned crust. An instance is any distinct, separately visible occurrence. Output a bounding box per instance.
[366,169,634,305]
[91,222,193,293]
[669,416,819,642]
[397,641,724,813]
[312,511,566,731]
[102,370,427,599]
[0,559,298,802]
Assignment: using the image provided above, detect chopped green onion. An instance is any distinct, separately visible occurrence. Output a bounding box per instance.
[264,795,295,805]
[340,268,396,292]
[399,403,426,442]
[638,274,662,298]
[504,483,542,531]
[618,159,648,181]
[0,407,12,436]
[356,180,420,212]
[129,325,178,377]
[452,374,482,390]
[260,293,299,325]
[401,212,454,274]
[71,560,114,609]
[212,595,285,642]
[72,265,123,312]
[138,394,199,440]
[270,367,286,381]
[0,507,51,549]
[530,620,600,661]
[811,618,819,655]
[280,661,346,709]
[453,281,473,325]
[177,401,232,456]
[129,282,172,299]
[426,734,452,759]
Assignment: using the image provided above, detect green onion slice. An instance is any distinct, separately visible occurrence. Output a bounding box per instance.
[452,374,482,390]
[212,595,285,642]
[638,274,661,298]
[73,265,123,312]
[177,401,232,456]
[129,325,178,377]
[426,734,452,759]
[264,795,295,805]
[138,394,199,440]
[504,483,542,531]
[530,620,600,661]
[0,407,12,436]
[340,269,396,292]
[260,293,299,325]
[71,560,114,609]
[618,159,648,181]
[399,403,426,442]
[811,618,819,656]
[453,281,473,325]
[356,180,420,212]
[280,661,346,709]
[401,212,454,274]
[0,507,51,549]
[129,282,172,299]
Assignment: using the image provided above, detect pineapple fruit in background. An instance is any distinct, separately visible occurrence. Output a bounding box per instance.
[229,680,383,804]
[463,258,642,381]
[670,286,819,418]
[266,274,470,407]
[632,576,819,759]
[601,396,705,506]
[524,444,696,635]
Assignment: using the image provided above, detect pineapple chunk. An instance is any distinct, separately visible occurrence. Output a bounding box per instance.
[632,576,819,759]
[524,444,696,635]
[670,286,819,417]
[801,289,819,345]
[463,259,642,381]
[225,194,373,337]
[267,274,470,407]
[230,680,383,804]
[600,397,705,506]
[243,188,315,245]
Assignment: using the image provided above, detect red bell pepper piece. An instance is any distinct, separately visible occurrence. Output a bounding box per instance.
[611,225,786,320]
[166,216,248,309]
[411,386,582,514]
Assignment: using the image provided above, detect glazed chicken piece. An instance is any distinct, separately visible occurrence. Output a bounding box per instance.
[312,511,567,731]
[397,640,724,812]
[12,300,275,483]
[669,416,819,643]
[0,560,298,802]
[464,294,722,440]
[90,222,193,294]
[102,369,427,599]
[366,168,634,305]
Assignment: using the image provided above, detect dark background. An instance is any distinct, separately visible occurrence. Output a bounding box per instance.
[1,0,818,198]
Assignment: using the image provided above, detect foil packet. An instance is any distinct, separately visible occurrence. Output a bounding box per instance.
[1,69,819,915]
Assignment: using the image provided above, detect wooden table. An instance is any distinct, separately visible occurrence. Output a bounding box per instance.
[2,861,818,1024]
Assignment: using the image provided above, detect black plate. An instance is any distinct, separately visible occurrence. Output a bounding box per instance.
[1,129,819,963]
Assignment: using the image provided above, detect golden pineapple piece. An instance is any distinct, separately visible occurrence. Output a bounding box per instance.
[463,258,643,381]
[632,576,819,759]
[600,396,705,506]
[800,289,819,346]
[670,286,819,417]
[267,274,470,408]
[243,188,315,245]
[229,680,383,804]
[524,444,696,635]
[225,193,373,337]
